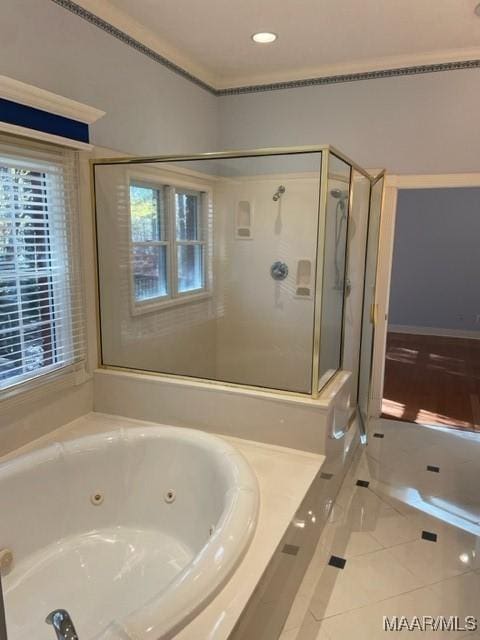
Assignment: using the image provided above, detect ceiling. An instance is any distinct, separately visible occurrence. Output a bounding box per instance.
[74,0,480,89]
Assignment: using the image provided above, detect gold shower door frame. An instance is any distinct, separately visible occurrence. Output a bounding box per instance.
[91,145,382,400]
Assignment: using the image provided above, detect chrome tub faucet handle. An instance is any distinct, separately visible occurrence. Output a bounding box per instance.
[46,609,79,640]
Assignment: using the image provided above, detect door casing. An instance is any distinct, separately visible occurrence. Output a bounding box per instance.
[370,172,480,417]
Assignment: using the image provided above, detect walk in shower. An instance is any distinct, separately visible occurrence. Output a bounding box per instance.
[93,146,381,398]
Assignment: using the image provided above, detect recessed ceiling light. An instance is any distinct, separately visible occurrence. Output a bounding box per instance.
[251,32,277,44]
[475,2,480,16]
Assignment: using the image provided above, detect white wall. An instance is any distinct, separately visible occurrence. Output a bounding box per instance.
[0,0,219,154]
[214,175,319,393]
[218,69,480,174]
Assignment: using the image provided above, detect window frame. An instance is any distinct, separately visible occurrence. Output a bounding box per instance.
[127,171,211,316]
[0,142,84,397]
[173,186,207,298]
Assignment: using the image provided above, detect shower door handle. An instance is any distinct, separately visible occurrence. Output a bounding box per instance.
[370,303,378,326]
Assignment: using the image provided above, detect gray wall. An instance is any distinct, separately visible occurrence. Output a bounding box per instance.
[389,187,480,332]
[1,0,218,154]
[218,70,480,174]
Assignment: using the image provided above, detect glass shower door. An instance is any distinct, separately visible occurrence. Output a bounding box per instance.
[93,151,323,394]
[358,173,385,438]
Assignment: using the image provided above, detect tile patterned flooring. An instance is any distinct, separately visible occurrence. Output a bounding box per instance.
[279,418,480,639]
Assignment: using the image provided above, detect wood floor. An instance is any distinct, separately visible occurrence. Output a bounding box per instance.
[381,332,480,431]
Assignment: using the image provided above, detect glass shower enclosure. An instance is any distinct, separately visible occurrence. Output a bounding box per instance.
[92,146,379,399]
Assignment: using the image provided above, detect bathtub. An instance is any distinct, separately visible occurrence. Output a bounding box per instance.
[0,425,259,639]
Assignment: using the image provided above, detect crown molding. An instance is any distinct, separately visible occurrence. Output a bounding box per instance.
[51,0,480,96]
[72,0,218,88]
[217,59,480,96]
[217,47,480,90]
[0,75,105,123]
[386,172,480,189]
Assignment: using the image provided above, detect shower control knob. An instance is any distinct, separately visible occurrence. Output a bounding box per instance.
[270,261,289,281]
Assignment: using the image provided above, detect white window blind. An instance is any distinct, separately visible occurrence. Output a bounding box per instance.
[0,135,85,393]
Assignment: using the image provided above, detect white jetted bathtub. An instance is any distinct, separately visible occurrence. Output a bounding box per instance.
[0,425,259,639]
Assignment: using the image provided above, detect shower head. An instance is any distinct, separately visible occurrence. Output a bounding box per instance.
[273,185,286,202]
[330,188,348,200]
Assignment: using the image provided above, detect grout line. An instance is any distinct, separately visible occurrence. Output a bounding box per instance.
[309,578,429,622]
[308,581,449,624]
[420,569,478,591]
[366,486,406,515]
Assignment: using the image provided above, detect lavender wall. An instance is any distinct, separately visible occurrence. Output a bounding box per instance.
[218,70,480,174]
[389,187,480,332]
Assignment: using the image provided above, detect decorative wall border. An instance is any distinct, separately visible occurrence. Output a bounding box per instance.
[51,0,480,96]
[218,59,480,95]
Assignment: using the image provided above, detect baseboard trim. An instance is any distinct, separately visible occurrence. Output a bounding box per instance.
[389,324,480,340]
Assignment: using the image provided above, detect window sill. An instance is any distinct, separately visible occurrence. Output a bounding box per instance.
[131,290,212,316]
[0,363,91,409]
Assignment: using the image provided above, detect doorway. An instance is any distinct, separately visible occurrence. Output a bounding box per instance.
[380,186,480,431]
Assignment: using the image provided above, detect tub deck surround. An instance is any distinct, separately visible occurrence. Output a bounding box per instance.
[0,412,325,640]
[93,369,353,453]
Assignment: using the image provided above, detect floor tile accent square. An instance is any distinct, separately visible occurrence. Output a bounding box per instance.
[356,479,370,487]
[328,555,347,569]
[426,465,440,473]
[373,432,385,438]
[421,530,438,542]
[320,472,334,479]
[282,544,300,556]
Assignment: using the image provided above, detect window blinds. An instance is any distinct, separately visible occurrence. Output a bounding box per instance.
[0,134,85,392]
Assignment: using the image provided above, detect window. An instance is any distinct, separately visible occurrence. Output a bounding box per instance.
[0,137,84,392]
[175,190,204,293]
[129,182,207,309]
[130,184,168,302]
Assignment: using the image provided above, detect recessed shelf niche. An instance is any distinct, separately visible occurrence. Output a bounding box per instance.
[295,259,312,297]
[235,201,253,239]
